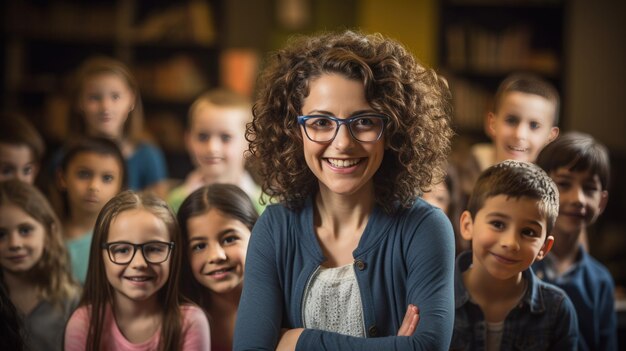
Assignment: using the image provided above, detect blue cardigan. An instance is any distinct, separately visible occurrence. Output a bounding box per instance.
[234,197,455,350]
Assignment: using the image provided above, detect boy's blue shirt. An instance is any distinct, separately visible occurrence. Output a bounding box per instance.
[532,245,618,351]
[452,250,579,350]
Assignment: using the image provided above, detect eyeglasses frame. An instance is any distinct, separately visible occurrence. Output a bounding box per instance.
[296,113,389,143]
[101,240,175,265]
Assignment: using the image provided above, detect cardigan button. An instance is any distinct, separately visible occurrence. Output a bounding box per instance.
[368,325,378,336]
[355,259,366,270]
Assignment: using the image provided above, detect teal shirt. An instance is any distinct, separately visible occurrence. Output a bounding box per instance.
[65,231,93,285]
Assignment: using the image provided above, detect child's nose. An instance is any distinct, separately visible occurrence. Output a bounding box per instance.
[7,233,23,249]
[130,248,148,267]
[88,178,100,192]
[207,244,227,264]
[205,137,222,152]
[514,125,529,140]
[499,230,520,251]
[572,186,587,206]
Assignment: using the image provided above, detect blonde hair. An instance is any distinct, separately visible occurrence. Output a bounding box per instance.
[0,180,80,308]
[187,88,252,129]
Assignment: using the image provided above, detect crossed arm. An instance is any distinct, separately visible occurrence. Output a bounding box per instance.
[276,304,420,351]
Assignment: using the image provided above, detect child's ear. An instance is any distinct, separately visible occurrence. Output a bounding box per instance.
[598,190,609,215]
[547,126,559,144]
[459,210,474,241]
[536,235,555,260]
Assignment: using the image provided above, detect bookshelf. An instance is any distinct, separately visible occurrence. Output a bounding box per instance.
[2,0,222,178]
[1,0,223,178]
[438,0,566,141]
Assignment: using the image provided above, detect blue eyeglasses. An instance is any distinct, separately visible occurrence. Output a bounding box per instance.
[297,114,388,143]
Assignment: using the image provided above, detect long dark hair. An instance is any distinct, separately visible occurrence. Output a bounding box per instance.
[177,183,258,309]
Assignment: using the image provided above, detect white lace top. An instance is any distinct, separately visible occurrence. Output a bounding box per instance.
[303,263,365,337]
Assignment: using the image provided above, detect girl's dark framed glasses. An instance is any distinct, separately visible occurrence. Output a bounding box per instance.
[101,241,175,265]
[297,114,388,143]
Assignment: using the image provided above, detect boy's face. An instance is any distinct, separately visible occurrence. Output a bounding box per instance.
[59,152,123,217]
[0,143,38,184]
[489,92,559,164]
[186,104,249,182]
[550,167,608,236]
[460,195,553,281]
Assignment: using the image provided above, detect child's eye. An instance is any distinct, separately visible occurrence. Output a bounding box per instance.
[191,243,207,252]
[77,170,92,179]
[197,133,209,142]
[87,94,101,101]
[144,245,164,254]
[521,228,538,237]
[222,236,239,245]
[583,185,598,195]
[102,174,115,183]
[220,134,232,143]
[18,224,34,236]
[112,93,121,100]
[22,165,34,176]
[529,121,540,130]
[489,220,505,230]
[555,181,571,190]
[504,115,520,126]
[0,229,6,239]
[111,246,131,254]
[0,165,15,176]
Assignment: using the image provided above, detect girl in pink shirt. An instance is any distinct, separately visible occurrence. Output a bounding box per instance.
[64,191,210,350]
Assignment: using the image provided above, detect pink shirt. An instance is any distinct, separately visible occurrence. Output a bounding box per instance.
[64,304,210,350]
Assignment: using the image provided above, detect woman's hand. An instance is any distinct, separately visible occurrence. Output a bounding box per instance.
[397,304,420,336]
[276,304,417,350]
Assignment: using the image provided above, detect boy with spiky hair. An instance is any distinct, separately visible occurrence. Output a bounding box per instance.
[452,160,578,350]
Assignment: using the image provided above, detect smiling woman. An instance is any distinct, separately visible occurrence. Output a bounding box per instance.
[234,30,456,351]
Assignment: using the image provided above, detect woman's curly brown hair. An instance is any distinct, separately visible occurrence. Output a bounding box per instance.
[248,30,453,214]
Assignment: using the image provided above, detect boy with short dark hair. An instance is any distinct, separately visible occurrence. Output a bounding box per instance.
[452,160,578,350]
[0,114,45,184]
[533,131,617,351]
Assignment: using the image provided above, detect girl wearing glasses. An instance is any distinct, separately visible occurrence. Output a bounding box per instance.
[64,191,210,350]
[234,31,455,350]
[0,180,80,351]
[177,183,259,351]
